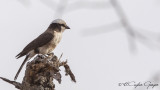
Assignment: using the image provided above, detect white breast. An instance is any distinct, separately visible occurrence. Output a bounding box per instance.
[52,31,62,45]
[38,31,62,55]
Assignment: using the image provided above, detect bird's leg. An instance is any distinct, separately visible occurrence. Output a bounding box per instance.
[47,52,54,57]
[38,53,54,59]
[38,54,47,59]
[46,53,54,61]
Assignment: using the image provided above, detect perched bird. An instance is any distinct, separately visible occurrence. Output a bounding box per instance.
[14,19,70,80]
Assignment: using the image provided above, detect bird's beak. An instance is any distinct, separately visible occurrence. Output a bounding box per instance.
[65,25,70,29]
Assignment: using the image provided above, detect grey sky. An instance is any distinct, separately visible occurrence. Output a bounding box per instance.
[0,0,160,90]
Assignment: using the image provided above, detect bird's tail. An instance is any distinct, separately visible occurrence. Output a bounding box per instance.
[14,55,29,80]
[16,51,26,59]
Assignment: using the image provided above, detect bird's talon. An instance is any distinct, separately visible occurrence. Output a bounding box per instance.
[38,55,47,59]
[47,53,54,57]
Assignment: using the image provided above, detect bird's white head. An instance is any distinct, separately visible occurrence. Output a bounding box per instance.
[51,19,70,32]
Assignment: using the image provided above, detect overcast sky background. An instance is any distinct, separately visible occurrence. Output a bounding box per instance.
[0,0,160,90]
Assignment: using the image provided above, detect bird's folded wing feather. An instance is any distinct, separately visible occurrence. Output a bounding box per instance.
[16,32,54,58]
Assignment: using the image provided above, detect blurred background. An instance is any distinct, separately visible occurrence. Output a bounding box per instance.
[0,0,160,90]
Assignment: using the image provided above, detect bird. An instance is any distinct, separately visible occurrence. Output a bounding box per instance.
[14,19,70,80]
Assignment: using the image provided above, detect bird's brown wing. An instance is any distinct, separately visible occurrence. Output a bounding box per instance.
[16,32,54,58]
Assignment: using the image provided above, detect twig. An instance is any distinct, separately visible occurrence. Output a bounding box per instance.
[111,0,160,51]
[64,63,76,82]
[65,1,111,13]
[58,53,63,60]
[0,77,22,89]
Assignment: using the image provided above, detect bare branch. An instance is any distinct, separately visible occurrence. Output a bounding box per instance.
[54,0,68,18]
[81,22,121,36]
[65,1,111,13]
[39,0,57,10]
[1,54,76,90]
[0,77,22,89]
[64,63,76,82]
[17,0,31,6]
[58,53,63,60]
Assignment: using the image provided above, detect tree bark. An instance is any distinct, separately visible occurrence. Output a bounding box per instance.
[0,53,76,90]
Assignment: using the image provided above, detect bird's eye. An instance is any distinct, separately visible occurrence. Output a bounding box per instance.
[60,24,65,27]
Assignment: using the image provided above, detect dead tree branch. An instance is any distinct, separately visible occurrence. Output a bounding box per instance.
[0,54,76,90]
[83,0,160,52]
[110,0,160,51]
[0,77,22,89]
